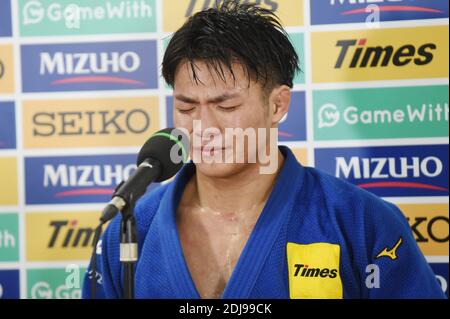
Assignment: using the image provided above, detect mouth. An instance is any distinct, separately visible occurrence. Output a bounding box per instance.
[193,146,229,156]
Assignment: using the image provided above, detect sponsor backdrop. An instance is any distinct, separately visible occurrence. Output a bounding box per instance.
[0,0,447,299]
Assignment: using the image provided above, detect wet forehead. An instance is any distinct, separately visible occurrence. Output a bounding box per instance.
[173,60,253,97]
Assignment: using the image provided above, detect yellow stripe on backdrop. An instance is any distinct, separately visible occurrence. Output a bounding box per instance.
[163,0,304,32]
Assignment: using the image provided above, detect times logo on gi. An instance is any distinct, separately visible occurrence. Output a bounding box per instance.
[293,264,338,278]
[21,40,158,92]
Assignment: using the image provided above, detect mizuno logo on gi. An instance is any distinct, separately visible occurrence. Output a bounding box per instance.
[287,242,343,299]
[376,237,403,260]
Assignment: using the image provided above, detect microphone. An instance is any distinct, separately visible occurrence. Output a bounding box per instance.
[99,127,189,223]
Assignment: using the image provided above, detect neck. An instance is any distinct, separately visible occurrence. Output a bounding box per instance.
[187,150,285,214]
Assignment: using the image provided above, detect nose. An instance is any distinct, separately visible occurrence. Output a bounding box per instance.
[193,105,221,139]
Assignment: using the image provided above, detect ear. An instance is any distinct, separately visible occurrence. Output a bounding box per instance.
[269,85,291,127]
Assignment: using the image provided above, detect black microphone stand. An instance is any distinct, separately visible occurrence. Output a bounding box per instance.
[120,193,138,299]
[89,127,188,299]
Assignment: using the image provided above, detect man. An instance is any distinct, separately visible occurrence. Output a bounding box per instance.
[83,2,445,299]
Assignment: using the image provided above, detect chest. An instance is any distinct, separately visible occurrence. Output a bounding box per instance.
[176,210,256,298]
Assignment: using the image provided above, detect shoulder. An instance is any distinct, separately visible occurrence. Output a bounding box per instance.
[300,166,411,241]
[305,166,402,214]
[103,183,171,245]
[134,183,171,231]
[87,183,171,298]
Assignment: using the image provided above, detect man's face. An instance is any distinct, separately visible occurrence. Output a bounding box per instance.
[173,60,276,178]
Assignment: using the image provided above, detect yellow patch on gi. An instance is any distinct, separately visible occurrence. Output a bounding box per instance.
[287,242,343,299]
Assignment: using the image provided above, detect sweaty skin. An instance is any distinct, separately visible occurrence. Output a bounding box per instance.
[173,60,291,298]
[177,182,268,299]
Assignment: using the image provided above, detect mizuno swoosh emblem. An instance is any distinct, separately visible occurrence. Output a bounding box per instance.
[376,237,403,260]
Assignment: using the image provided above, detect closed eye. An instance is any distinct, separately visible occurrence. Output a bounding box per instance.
[217,105,240,112]
[177,107,195,114]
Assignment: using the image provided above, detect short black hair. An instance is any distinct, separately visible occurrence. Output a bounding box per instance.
[162,0,300,91]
